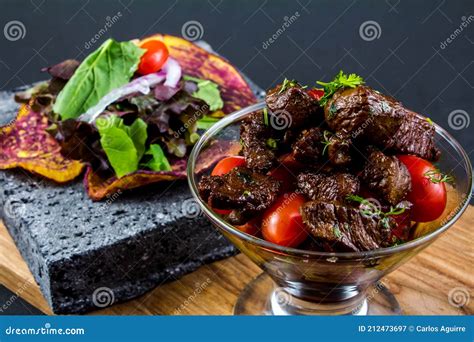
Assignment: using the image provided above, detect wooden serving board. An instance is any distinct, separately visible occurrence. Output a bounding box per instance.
[1,206,473,315]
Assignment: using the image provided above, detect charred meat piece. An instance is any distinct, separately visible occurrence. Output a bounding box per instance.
[325,85,405,145]
[360,149,411,205]
[240,111,278,171]
[325,85,439,160]
[292,127,324,163]
[198,166,281,222]
[385,112,440,161]
[327,133,352,166]
[301,201,393,252]
[266,82,321,128]
[297,172,360,203]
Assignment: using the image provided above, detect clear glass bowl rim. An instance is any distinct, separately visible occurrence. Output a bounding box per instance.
[187,101,473,259]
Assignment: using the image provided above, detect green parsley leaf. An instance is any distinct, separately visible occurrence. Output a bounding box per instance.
[262,107,269,126]
[316,71,365,107]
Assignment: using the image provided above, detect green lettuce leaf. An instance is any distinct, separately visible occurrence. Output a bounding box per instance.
[54,39,144,120]
[183,75,224,111]
[99,127,138,178]
[143,144,172,171]
[96,115,148,178]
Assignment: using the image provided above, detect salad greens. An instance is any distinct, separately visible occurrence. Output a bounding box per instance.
[142,144,172,171]
[53,39,144,120]
[183,75,224,111]
[96,115,150,178]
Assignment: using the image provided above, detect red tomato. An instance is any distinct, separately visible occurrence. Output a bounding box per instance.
[213,206,232,216]
[235,218,261,236]
[269,166,297,193]
[262,193,308,247]
[390,209,412,242]
[397,155,447,222]
[307,88,324,101]
[137,40,169,75]
[278,153,304,171]
[211,156,246,176]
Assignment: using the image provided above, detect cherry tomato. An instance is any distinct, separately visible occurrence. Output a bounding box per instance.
[211,156,246,176]
[269,166,297,193]
[397,155,447,222]
[390,209,412,242]
[278,153,304,171]
[262,193,308,247]
[235,218,261,236]
[307,88,324,101]
[137,40,169,75]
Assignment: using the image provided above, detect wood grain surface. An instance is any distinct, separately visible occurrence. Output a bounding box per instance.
[0,206,472,316]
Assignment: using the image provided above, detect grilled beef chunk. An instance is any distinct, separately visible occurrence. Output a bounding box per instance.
[301,201,393,252]
[327,133,352,166]
[325,86,439,160]
[240,111,278,171]
[292,127,324,163]
[385,112,440,160]
[360,149,411,205]
[297,172,359,203]
[198,167,281,223]
[265,83,321,128]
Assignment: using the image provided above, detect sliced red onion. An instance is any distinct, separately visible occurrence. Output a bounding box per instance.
[79,58,181,123]
[162,58,181,88]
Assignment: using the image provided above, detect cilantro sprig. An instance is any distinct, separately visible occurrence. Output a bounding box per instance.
[316,71,365,107]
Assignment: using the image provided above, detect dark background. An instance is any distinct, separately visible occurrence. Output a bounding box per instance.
[0,0,472,314]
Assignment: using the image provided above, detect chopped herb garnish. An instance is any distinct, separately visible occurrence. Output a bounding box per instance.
[242,190,251,197]
[277,78,306,94]
[321,130,333,155]
[426,117,434,125]
[424,169,453,184]
[266,138,278,149]
[345,194,406,225]
[328,103,338,118]
[263,107,269,126]
[316,71,365,107]
[333,225,342,239]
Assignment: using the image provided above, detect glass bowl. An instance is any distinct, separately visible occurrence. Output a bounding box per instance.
[187,102,473,315]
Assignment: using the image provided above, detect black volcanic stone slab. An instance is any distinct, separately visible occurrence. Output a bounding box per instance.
[0,76,263,314]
